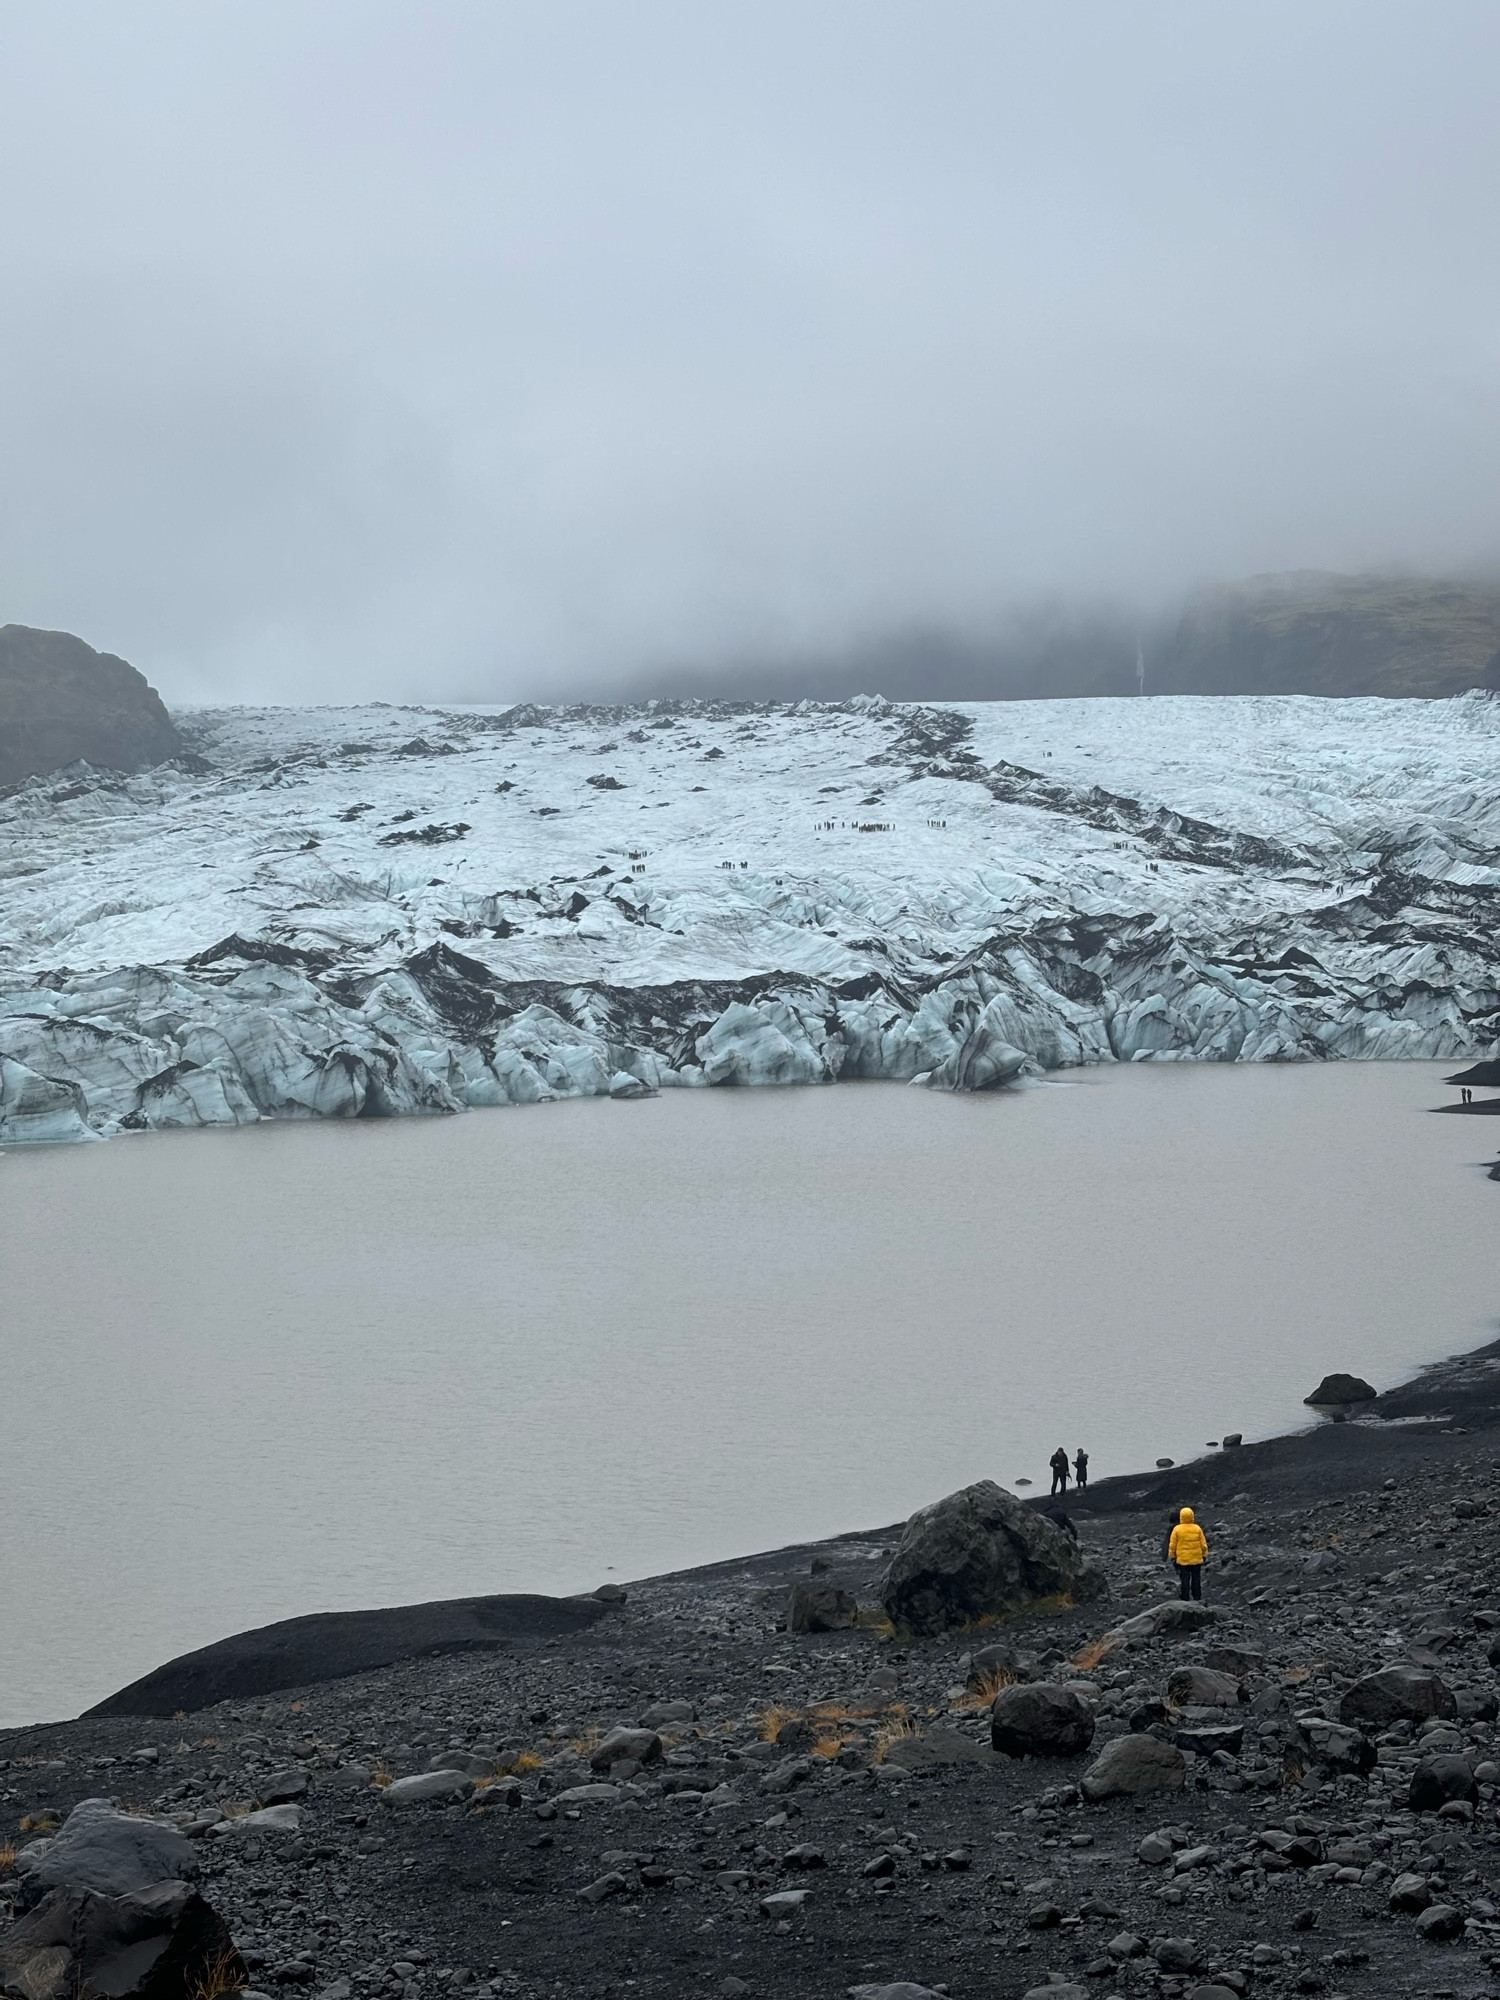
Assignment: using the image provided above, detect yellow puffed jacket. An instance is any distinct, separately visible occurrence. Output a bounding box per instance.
[1168,1507,1208,1566]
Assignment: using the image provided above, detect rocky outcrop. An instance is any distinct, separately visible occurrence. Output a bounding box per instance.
[0,625,181,787]
[1305,1373,1377,1406]
[881,1480,1105,1636]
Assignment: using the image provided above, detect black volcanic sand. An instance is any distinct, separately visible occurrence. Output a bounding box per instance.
[8,1345,1500,2000]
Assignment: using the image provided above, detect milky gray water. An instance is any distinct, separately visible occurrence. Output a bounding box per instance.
[2,1062,1495,1725]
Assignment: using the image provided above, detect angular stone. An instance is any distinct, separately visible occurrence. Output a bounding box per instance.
[1154,1938,1201,1973]
[1408,1753,1478,1813]
[991,1683,1095,1758]
[577,1872,627,1903]
[1415,1902,1464,1941]
[0,1880,241,2000]
[589,1728,663,1772]
[1111,1601,1220,1642]
[27,1799,196,1897]
[1388,1871,1432,1913]
[758,1889,808,1917]
[380,1771,473,1805]
[1167,1667,1241,1707]
[1081,1733,1187,1801]
[787,1580,857,1633]
[1340,1666,1456,1727]
[257,1768,310,1805]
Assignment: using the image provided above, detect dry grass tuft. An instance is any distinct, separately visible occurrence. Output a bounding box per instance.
[18,1815,58,1835]
[511,1749,544,1774]
[810,1733,849,1760]
[757,1704,798,1743]
[0,1844,16,1870]
[870,1716,920,1765]
[369,1764,394,1789]
[853,1608,895,1634]
[570,1727,601,1757]
[1071,1634,1115,1670]
[187,1946,248,2000]
[952,1667,1015,1711]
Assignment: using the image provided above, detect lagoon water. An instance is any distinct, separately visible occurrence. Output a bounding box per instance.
[1,1062,1495,1725]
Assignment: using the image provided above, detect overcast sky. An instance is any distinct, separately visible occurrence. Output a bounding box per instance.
[1,3,1497,703]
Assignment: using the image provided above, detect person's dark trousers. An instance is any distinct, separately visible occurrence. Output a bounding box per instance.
[1176,1563,1202,1601]
[1051,1472,1068,1495]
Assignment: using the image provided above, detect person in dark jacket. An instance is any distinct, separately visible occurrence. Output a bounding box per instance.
[1049,1447,1070,1496]
[1073,1449,1089,1492]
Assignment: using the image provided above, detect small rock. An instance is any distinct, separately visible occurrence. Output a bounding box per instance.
[639,1701,695,1728]
[592,1583,628,1604]
[589,1727,663,1772]
[1387,1871,1432,1913]
[1082,1734,1187,1801]
[577,1872,627,1904]
[1414,1902,1464,1942]
[787,1579,857,1633]
[1408,1753,1478,1812]
[1167,1667,1241,1708]
[550,1783,622,1806]
[258,1769,310,1805]
[758,1889,808,1917]
[380,1772,473,1806]
[1154,1938,1200,1974]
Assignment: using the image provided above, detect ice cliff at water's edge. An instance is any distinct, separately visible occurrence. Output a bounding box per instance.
[2,694,1497,1142]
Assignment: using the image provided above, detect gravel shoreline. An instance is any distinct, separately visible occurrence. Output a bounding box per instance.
[6,1339,1500,2000]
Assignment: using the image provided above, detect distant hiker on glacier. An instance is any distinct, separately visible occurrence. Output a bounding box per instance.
[1167,1506,1209,1600]
[1049,1447,1070,1495]
[1073,1448,1089,1492]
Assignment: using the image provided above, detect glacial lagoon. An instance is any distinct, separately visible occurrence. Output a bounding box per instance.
[1,1061,1495,1724]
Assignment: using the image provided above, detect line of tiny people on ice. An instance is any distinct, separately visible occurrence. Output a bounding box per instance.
[1048,1444,1210,1602]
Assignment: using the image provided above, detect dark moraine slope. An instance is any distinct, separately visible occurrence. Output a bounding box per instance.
[86,1592,611,1717]
[0,623,182,787]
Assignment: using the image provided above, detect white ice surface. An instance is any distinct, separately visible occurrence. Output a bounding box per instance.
[2,692,1497,1140]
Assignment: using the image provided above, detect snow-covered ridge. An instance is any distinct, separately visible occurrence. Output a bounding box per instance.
[2,692,1497,1142]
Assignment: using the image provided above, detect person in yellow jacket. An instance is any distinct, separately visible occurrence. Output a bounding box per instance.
[1167,1506,1209,1601]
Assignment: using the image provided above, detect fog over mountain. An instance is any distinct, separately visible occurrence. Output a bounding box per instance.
[1,3,1498,705]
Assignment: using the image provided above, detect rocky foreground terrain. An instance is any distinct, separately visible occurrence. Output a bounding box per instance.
[6,1353,1500,2000]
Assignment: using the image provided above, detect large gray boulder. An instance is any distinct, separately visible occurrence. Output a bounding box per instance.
[1340,1666,1456,1727]
[24,1798,196,1898]
[991,1684,1095,1759]
[881,1481,1105,1636]
[0,1880,240,2000]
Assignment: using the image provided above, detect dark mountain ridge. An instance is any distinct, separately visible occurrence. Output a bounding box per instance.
[0,623,181,788]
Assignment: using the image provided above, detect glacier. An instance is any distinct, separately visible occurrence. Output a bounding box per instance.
[1,691,1497,1143]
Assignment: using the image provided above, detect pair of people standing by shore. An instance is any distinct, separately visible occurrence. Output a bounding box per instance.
[1049,1446,1088,1495]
